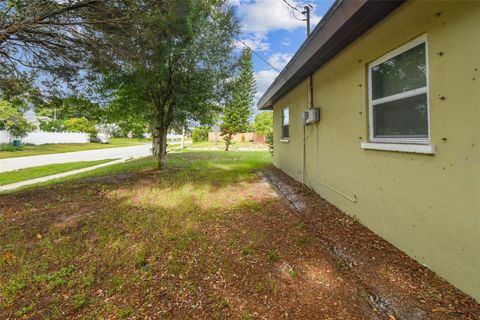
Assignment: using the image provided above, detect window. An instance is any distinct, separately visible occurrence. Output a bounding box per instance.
[368,35,429,144]
[281,107,289,140]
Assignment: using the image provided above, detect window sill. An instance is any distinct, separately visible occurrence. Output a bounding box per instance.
[361,142,436,154]
[280,139,290,143]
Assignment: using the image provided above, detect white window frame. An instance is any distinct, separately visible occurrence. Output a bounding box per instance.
[281,107,290,141]
[368,35,430,145]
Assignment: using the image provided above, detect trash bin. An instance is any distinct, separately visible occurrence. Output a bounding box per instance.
[12,139,22,148]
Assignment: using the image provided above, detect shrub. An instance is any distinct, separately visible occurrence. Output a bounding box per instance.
[40,119,64,132]
[0,143,23,151]
[0,100,34,138]
[266,131,273,155]
[63,117,97,137]
[252,112,273,135]
[192,126,210,142]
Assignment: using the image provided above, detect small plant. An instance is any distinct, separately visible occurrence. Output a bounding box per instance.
[71,294,89,310]
[118,306,134,318]
[227,238,239,248]
[14,303,34,317]
[255,281,265,293]
[242,311,251,320]
[1,275,26,305]
[242,247,252,256]
[34,265,78,289]
[360,291,370,300]
[289,269,298,278]
[215,297,231,314]
[335,259,349,270]
[265,130,273,155]
[268,249,281,262]
[297,234,310,245]
[108,276,124,294]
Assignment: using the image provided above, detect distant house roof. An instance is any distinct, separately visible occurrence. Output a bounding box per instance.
[23,109,50,124]
[257,0,405,110]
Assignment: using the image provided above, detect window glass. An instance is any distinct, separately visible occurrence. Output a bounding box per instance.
[373,94,428,138]
[282,107,289,139]
[372,42,426,100]
[369,37,429,142]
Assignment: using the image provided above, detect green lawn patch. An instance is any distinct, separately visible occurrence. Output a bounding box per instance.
[186,141,267,150]
[0,159,117,186]
[0,138,149,159]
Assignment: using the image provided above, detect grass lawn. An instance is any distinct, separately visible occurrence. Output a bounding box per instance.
[0,159,117,186]
[186,140,268,150]
[0,138,149,159]
[1,150,478,319]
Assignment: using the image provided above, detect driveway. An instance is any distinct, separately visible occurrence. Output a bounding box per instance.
[0,144,152,173]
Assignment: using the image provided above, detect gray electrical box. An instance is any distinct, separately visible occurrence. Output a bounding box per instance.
[303,108,320,125]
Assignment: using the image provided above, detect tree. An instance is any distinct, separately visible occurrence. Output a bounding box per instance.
[97,0,238,168]
[40,119,65,132]
[220,49,255,151]
[252,112,273,135]
[63,117,97,136]
[0,99,34,138]
[0,1,135,85]
[192,126,210,142]
[36,96,102,121]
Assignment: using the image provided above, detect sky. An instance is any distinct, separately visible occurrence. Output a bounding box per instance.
[229,0,336,108]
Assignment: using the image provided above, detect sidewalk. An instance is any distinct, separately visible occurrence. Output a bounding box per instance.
[0,144,152,173]
[0,158,126,192]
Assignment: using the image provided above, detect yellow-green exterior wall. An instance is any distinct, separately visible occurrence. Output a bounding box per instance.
[272,1,480,300]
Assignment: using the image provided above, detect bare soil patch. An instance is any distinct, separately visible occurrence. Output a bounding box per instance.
[263,165,480,320]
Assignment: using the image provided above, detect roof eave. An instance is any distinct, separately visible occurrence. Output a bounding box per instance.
[257,0,405,110]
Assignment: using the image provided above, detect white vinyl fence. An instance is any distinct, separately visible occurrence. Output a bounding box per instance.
[0,130,89,145]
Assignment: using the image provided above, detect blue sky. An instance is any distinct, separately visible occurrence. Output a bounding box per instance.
[229,0,335,106]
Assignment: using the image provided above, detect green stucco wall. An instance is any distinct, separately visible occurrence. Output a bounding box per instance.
[272,0,480,300]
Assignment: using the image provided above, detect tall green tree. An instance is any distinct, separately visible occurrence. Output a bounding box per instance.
[252,111,273,135]
[96,0,238,168]
[220,48,255,151]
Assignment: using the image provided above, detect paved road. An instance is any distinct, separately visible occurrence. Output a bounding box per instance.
[0,144,152,173]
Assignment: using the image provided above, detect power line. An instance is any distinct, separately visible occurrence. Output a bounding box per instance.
[282,0,302,13]
[229,32,283,74]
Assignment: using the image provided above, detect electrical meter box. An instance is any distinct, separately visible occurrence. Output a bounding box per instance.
[303,108,320,125]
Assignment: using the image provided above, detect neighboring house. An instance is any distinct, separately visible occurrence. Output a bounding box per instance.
[23,109,50,130]
[258,0,479,300]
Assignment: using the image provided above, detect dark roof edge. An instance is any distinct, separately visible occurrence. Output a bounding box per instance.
[257,0,405,110]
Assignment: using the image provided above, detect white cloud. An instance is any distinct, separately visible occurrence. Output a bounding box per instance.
[229,0,325,106]
[281,37,291,46]
[267,52,293,69]
[254,69,279,103]
[236,0,321,34]
[231,0,322,55]
[235,33,269,52]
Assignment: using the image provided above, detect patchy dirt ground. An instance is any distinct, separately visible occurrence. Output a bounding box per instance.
[0,152,478,319]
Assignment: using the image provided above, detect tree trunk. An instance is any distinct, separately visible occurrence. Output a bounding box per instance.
[153,126,168,169]
[224,133,232,151]
[152,126,160,156]
[181,125,185,149]
[160,129,168,168]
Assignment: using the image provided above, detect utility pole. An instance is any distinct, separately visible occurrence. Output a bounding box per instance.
[302,4,313,187]
[302,5,312,36]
